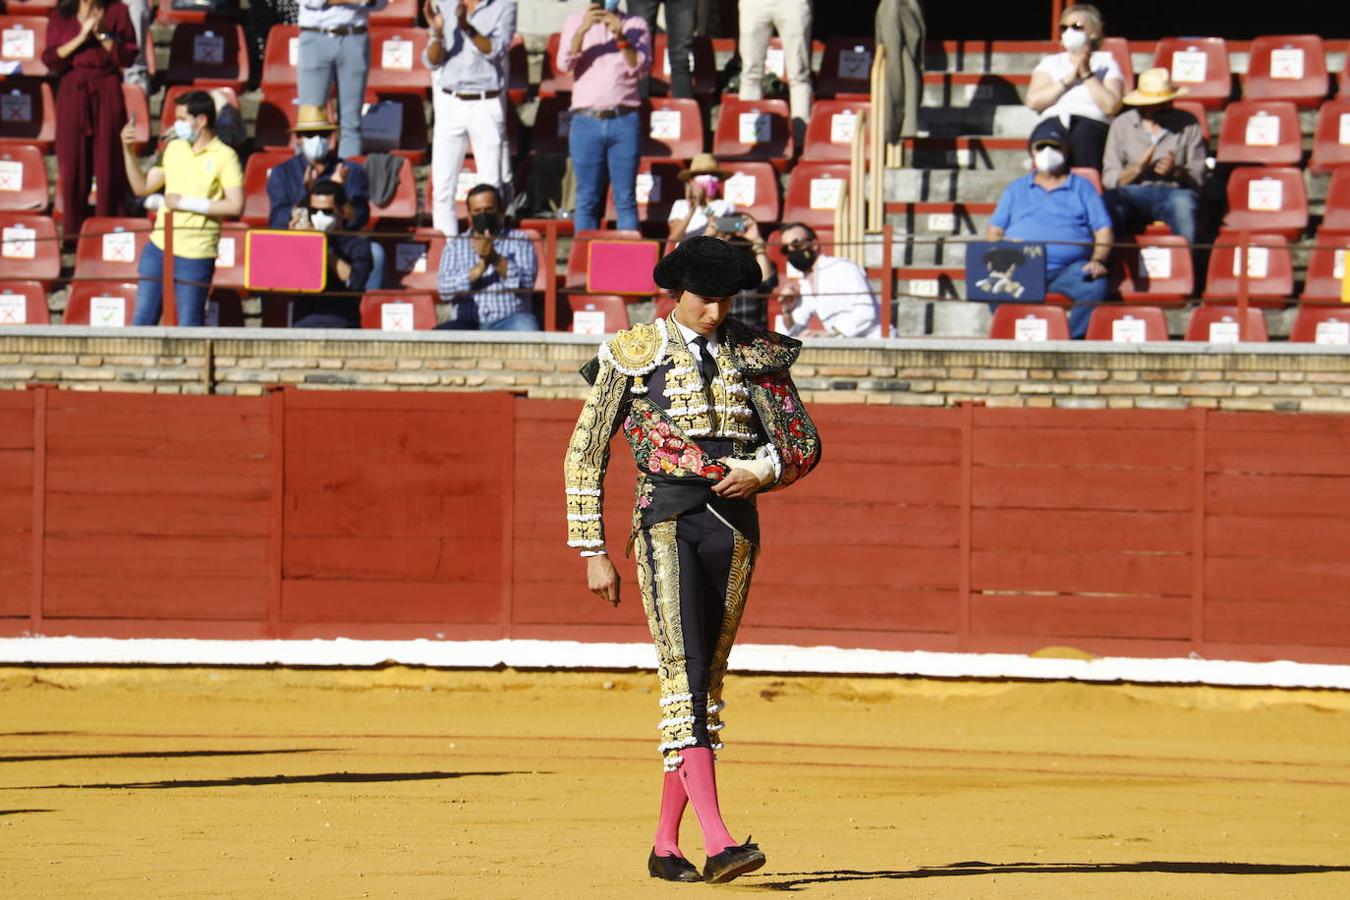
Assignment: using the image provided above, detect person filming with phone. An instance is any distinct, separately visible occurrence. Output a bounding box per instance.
[667,154,737,246]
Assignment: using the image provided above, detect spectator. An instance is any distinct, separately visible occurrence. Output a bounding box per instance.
[668,154,735,245]
[120,90,244,326]
[738,0,812,144]
[774,222,880,338]
[435,184,539,330]
[266,104,384,290]
[296,0,388,159]
[1024,2,1122,172]
[557,1,652,232]
[43,0,138,239]
[708,213,774,330]
[629,0,694,99]
[289,181,373,329]
[424,0,516,237]
[986,118,1113,339]
[875,0,925,143]
[1102,68,1207,246]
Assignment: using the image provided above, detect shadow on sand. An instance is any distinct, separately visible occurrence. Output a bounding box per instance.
[0,748,328,765]
[8,770,540,791]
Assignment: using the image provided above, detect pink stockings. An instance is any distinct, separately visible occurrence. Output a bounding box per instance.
[653,747,737,858]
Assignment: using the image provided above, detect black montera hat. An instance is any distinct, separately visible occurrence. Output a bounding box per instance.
[652,236,763,298]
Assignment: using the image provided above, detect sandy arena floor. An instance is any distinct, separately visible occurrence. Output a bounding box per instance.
[2,666,1350,898]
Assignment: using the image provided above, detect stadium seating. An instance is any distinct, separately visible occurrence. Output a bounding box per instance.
[359,291,438,331]
[506,34,530,104]
[1308,99,1350,171]
[1243,34,1329,106]
[0,280,48,325]
[1319,166,1350,231]
[650,33,717,97]
[783,161,851,230]
[1221,166,1308,238]
[1202,232,1294,306]
[539,32,573,97]
[988,304,1070,340]
[240,150,294,227]
[0,80,55,151]
[720,161,782,224]
[253,87,304,150]
[74,217,151,281]
[1153,37,1232,108]
[351,154,418,225]
[63,281,138,327]
[1184,305,1268,341]
[1084,305,1168,341]
[1174,99,1212,143]
[0,144,47,212]
[366,28,431,94]
[1112,234,1194,305]
[1070,167,1103,194]
[122,83,151,154]
[712,97,795,166]
[1289,305,1350,343]
[0,212,59,283]
[261,25,300,89]
[166,23,250,91]
[156,0,234,25]
[568,294,630,334]
[0,15,47,77]
[1297,228,1350,303]
[381,229,446,292]
[1216,100,1302,165]
[362,89,430,163]
[605,158,682,228]
[530,95,572,156]
[816,38,875,99]
[1100,37,1136,89]
[566,230,641,289]
[801,100,870,162]
[210,222,250,291]
[642,98,705,159]
[370,0,416,26]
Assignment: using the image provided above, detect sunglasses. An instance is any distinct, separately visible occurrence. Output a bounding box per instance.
[305,206,334,216]
[780,238,813,251]
[1058,22,1086,32]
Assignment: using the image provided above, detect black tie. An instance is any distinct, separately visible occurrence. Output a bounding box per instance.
[690,336,718,386]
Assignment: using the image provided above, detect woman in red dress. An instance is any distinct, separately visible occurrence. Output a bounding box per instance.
[42,0,138,238]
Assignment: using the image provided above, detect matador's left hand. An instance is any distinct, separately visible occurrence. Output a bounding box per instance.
[712,468,760,500]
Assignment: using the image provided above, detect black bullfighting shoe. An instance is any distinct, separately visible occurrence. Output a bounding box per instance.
[647,848,703,882]
[701,838,766,884]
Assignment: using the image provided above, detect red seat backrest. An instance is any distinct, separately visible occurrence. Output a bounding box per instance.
[0,16,49,77]
[649,33,717,97]
[383,229,447,291]
[1298,228,1350,303]
[1320,166,1350,232]
[359,292,438,331]
[642,97,705,159]
[211,222,250,290]
[1309,99,1350,172]
[1172,99,1212,143]
[713,97,795,163]
[1153,37,1232,108]
[0,80,55,151]
[1289,305,1350,343]
[1100,37,1135,89]
[1216,99,1302,165]
[1184,305,1268,341]
[720,161,781,224]
[605,158,682,227]
[0,280,48,325]
[507,34,529,104]
[1084,305,1169,341]
[261,25,300,89]
[1202,232,1294,304]
[349,154,417,224]
[1244,34,1329,106]
[166,23,250,90]
[1114,234,1194,305]
[801,99,870,163]
[75,217,152,280]
[783,161,852,231]
[365,28,430,94]
[0,143,48,213]
[989,304,1070,340]
[568,294,629,335]
[1221,166,1308,239]
[816,38,875,99]
[1070,167,1102,194]
[369,0,416,26]
[540,32,573,97]
[63,281,138,327]
[241,149,295,227]
[0,212,60,282]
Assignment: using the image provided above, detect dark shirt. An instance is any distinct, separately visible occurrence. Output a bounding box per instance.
[266,154,371,231]
[291,233,373,328]
[731,270,776,330]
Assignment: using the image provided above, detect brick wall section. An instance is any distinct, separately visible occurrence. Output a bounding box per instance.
[2,328,1350,412]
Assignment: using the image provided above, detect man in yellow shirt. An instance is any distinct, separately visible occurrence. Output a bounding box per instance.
[120,90,244,326]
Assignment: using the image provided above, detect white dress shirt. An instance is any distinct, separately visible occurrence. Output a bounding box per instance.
[783,254,880,338]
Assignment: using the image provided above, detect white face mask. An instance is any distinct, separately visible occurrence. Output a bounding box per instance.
[309,210,336,232]
[172,119,198,143]
[1034,146,1066,174]
[300,135,328,163]
[1061,26,1089,52]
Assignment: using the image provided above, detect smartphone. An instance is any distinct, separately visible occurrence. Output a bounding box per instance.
[714,214,748,234]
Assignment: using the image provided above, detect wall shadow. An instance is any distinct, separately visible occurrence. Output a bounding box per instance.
[0,809,53,816]
[0,748,327,765]
[9,770,540,791]
[751,860,1350,891]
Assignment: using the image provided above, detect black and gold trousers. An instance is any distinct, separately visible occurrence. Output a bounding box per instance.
[633,505,758,771]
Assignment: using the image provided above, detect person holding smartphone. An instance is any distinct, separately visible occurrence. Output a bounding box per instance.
[667,154,736,246]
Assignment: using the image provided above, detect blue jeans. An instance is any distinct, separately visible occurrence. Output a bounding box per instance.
[569,108,641,232]
[486,311,540,331]
[1104,185,1199,245]
[1047,262,1109,339]
[366,241,385,291]
[297,31,369,159]
[133,241,216,326]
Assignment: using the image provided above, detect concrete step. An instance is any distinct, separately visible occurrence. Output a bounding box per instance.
[917,105,1040,138]
[885,168,1016,204]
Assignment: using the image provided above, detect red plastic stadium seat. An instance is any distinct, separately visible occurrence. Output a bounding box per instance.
[74,217,151,280]
[160,84,241,143]
[1221,166,1308,239]
[369,0,416,26]
[381,229,446,291]
[240,149,294,226]
[605,158,681,228]
[0,144,48,212]
[1173,99,1212,143]
[1153,37,1232,109]
[566,230,641,289]
[0,281,48,325]
[1244,35,1329,106]
[1084,305,1168,342]
[801,99,870,162]
[712,97,794,166]
[1320,167,1350,232]
[650,33,717,97]
[365,28,430,94]
[642,97,705,159]
[1113,234,1194,306]
[507,34,529,105]
[210,222,249,290]
[1184,305,1267,342]
[254,86,310,149]
[1309,99,1350,172]
[568,294,629,334]
[1289,305,1350,343]
[156,0,239,24]
[121,82,151,154]
[350,155,417,224]
[531,95,572,156]
[0,80,55,151]
[720,161,781,224]
[0,212,59,283]
[1216,100,1301,165]
[816,38,874,99]
[261,25,300,89]
[359,291,438,331]
[1202,232,1294,307]
[783,161,851,231]
[989,304,1070,341]
[166,23,250,91]
[362,88,429,163]
[63,281,138,327]
[1298,228,1350,304]
[1100,37,1135,89]
[0,15,48,76]
[1070,166,1103,194]
[540,32,573,98]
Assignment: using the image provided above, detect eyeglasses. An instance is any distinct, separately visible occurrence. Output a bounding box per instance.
[780,238,813,251]
[1058,22,1086,32]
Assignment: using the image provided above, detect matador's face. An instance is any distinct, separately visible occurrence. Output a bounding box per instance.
[673,290,733,336]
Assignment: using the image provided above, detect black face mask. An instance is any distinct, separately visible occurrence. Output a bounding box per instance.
[786,247,818,273]
[471,212,501,235]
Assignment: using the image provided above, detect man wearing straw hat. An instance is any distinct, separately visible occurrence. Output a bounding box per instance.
[1101,67,1208,245]
[668,154,737,246]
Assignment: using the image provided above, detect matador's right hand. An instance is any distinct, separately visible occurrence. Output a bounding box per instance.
[587,554,621,607]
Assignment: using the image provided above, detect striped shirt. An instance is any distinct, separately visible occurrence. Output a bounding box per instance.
[436,229,538,326]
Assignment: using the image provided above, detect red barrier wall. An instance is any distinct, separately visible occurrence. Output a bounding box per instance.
[2,388,1349,665]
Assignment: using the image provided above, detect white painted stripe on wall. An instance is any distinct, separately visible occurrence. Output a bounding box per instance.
[2,638,1350,690]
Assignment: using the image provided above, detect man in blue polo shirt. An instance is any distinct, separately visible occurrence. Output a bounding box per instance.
[986,118,1113,338]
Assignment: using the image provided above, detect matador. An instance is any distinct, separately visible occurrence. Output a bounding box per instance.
[563,236,821,884]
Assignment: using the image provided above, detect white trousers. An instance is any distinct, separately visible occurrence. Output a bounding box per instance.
[431,91,512,237]
[737,0,813,126]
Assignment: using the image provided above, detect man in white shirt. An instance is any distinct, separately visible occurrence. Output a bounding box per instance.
[774,223,880,338]
[297,0,389,159]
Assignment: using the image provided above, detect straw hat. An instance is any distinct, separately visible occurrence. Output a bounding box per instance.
[1122,68,1189,106]
[290,104,338,133]
[677,153,730,182]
